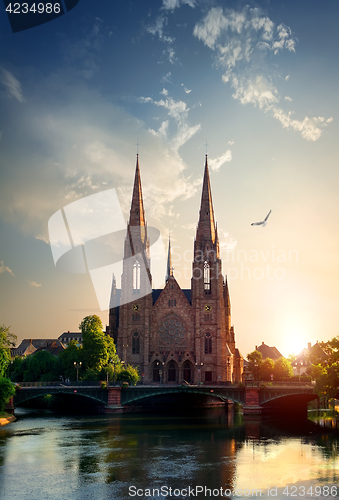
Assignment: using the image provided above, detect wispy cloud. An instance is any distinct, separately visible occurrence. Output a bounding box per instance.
[146,15,175,44]
[138,94,201,151]
[209,150,232,172]
[29,281,42,287]
[219,231,237,252]
[0,67,25,102]
[162,0,196,10]
[59,21,104,79]
[146,15,176,64]
[35,234,49,244]
[193,6,332,141]
[181,84,192,94]
[0,261,14,276]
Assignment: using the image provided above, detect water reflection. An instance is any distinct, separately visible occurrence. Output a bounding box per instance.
[0,408,338,500]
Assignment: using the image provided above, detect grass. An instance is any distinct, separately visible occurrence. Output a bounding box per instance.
[0,411,12,418]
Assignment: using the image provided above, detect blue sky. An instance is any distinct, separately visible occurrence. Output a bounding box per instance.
[0,0,338,357]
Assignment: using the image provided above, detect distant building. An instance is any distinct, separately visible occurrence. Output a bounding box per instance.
[255,342,283,360]
[292,342,327,376]
[58,331,83,347]
[11,339,37,357]
[11,339,65,357]
[35,340,65,356]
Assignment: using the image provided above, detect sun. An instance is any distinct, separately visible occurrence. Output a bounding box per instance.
[280,320,309,357]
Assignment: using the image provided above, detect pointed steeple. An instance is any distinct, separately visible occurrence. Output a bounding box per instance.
[196,155,216,244]
[129,154,146,229]
[128,154,146,244]
[166,234,173,282]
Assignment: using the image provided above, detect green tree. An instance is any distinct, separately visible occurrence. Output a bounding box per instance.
[305,337,339,398]
[12,351,62,382]
[246,350,262,379]
[59,340,82,380]
[0,325,17,377]
[273,357,293,381]
[9,356,24,382]
[80,315,118,372]
[259,358,275,381]
[0,377,15,412]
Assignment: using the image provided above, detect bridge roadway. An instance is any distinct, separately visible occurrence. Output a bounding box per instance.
[13,382,318,417]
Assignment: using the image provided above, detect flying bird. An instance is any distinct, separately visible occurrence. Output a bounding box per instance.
[251,210,272,227]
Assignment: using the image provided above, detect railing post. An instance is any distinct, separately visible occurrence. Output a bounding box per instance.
[243,386,262,417]
[105,387,123,413]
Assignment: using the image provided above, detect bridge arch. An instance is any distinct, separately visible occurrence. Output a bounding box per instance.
[14,387,108,407]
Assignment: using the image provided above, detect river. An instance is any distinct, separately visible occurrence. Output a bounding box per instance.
[0,408,338,500]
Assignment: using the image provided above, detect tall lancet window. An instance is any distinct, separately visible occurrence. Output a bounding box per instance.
[133,260,141,293]
[204,261,211,294]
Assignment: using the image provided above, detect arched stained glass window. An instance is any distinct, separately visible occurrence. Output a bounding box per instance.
[133,260,141,291]
[204,261,211,293]
[205,332,212,354]
[132,332,140,354]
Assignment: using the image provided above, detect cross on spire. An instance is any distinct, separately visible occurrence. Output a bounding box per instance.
[166,233,174,282]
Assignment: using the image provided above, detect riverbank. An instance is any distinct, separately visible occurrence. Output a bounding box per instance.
[0,413,16,426]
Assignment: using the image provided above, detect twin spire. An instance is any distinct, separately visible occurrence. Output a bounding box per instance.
[129,154,146,229]
[196,155,216,245]
[128,153,217,278]
[128,154,146,244]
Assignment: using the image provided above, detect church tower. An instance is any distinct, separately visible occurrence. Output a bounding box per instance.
[191,156,233,382]
[116,155,153,368]
[109,154,243,385]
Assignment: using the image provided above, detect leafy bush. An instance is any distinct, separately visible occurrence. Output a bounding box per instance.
[0,377,15,412]
[115,364,139,386]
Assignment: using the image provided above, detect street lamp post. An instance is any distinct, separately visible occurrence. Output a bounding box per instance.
[74,361,82,382]
[295,361,304,382]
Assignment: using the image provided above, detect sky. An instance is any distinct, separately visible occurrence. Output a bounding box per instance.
[0,0,338,358]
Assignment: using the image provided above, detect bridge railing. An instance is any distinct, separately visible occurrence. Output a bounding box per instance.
[18,381,103,388]
[245,381,314,388]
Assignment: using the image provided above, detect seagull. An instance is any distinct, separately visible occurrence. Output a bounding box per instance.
[251,210,272,227]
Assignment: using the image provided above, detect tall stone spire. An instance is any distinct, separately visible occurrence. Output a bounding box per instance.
[166,234,173,282]
[129,154,146,227]
[128,154,146,243]
[196,155,216,245]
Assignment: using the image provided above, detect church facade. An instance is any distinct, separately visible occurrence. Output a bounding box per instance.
[108,156,243,384]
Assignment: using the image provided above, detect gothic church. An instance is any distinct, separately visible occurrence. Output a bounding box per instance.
[108,156,243,384]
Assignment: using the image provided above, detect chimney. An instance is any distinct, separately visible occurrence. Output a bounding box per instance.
[262,341,264,345]
[307,342,311,349]
[255,345,257,350]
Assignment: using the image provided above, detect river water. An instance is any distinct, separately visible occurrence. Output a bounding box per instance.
[0,408,338,500]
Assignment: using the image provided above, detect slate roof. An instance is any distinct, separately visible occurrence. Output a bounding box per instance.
[255,342,283,360]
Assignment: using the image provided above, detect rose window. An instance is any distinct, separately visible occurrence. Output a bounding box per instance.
[159,315,186,346]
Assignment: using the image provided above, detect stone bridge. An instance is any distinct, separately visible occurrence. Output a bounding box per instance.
[12,382,318,418]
